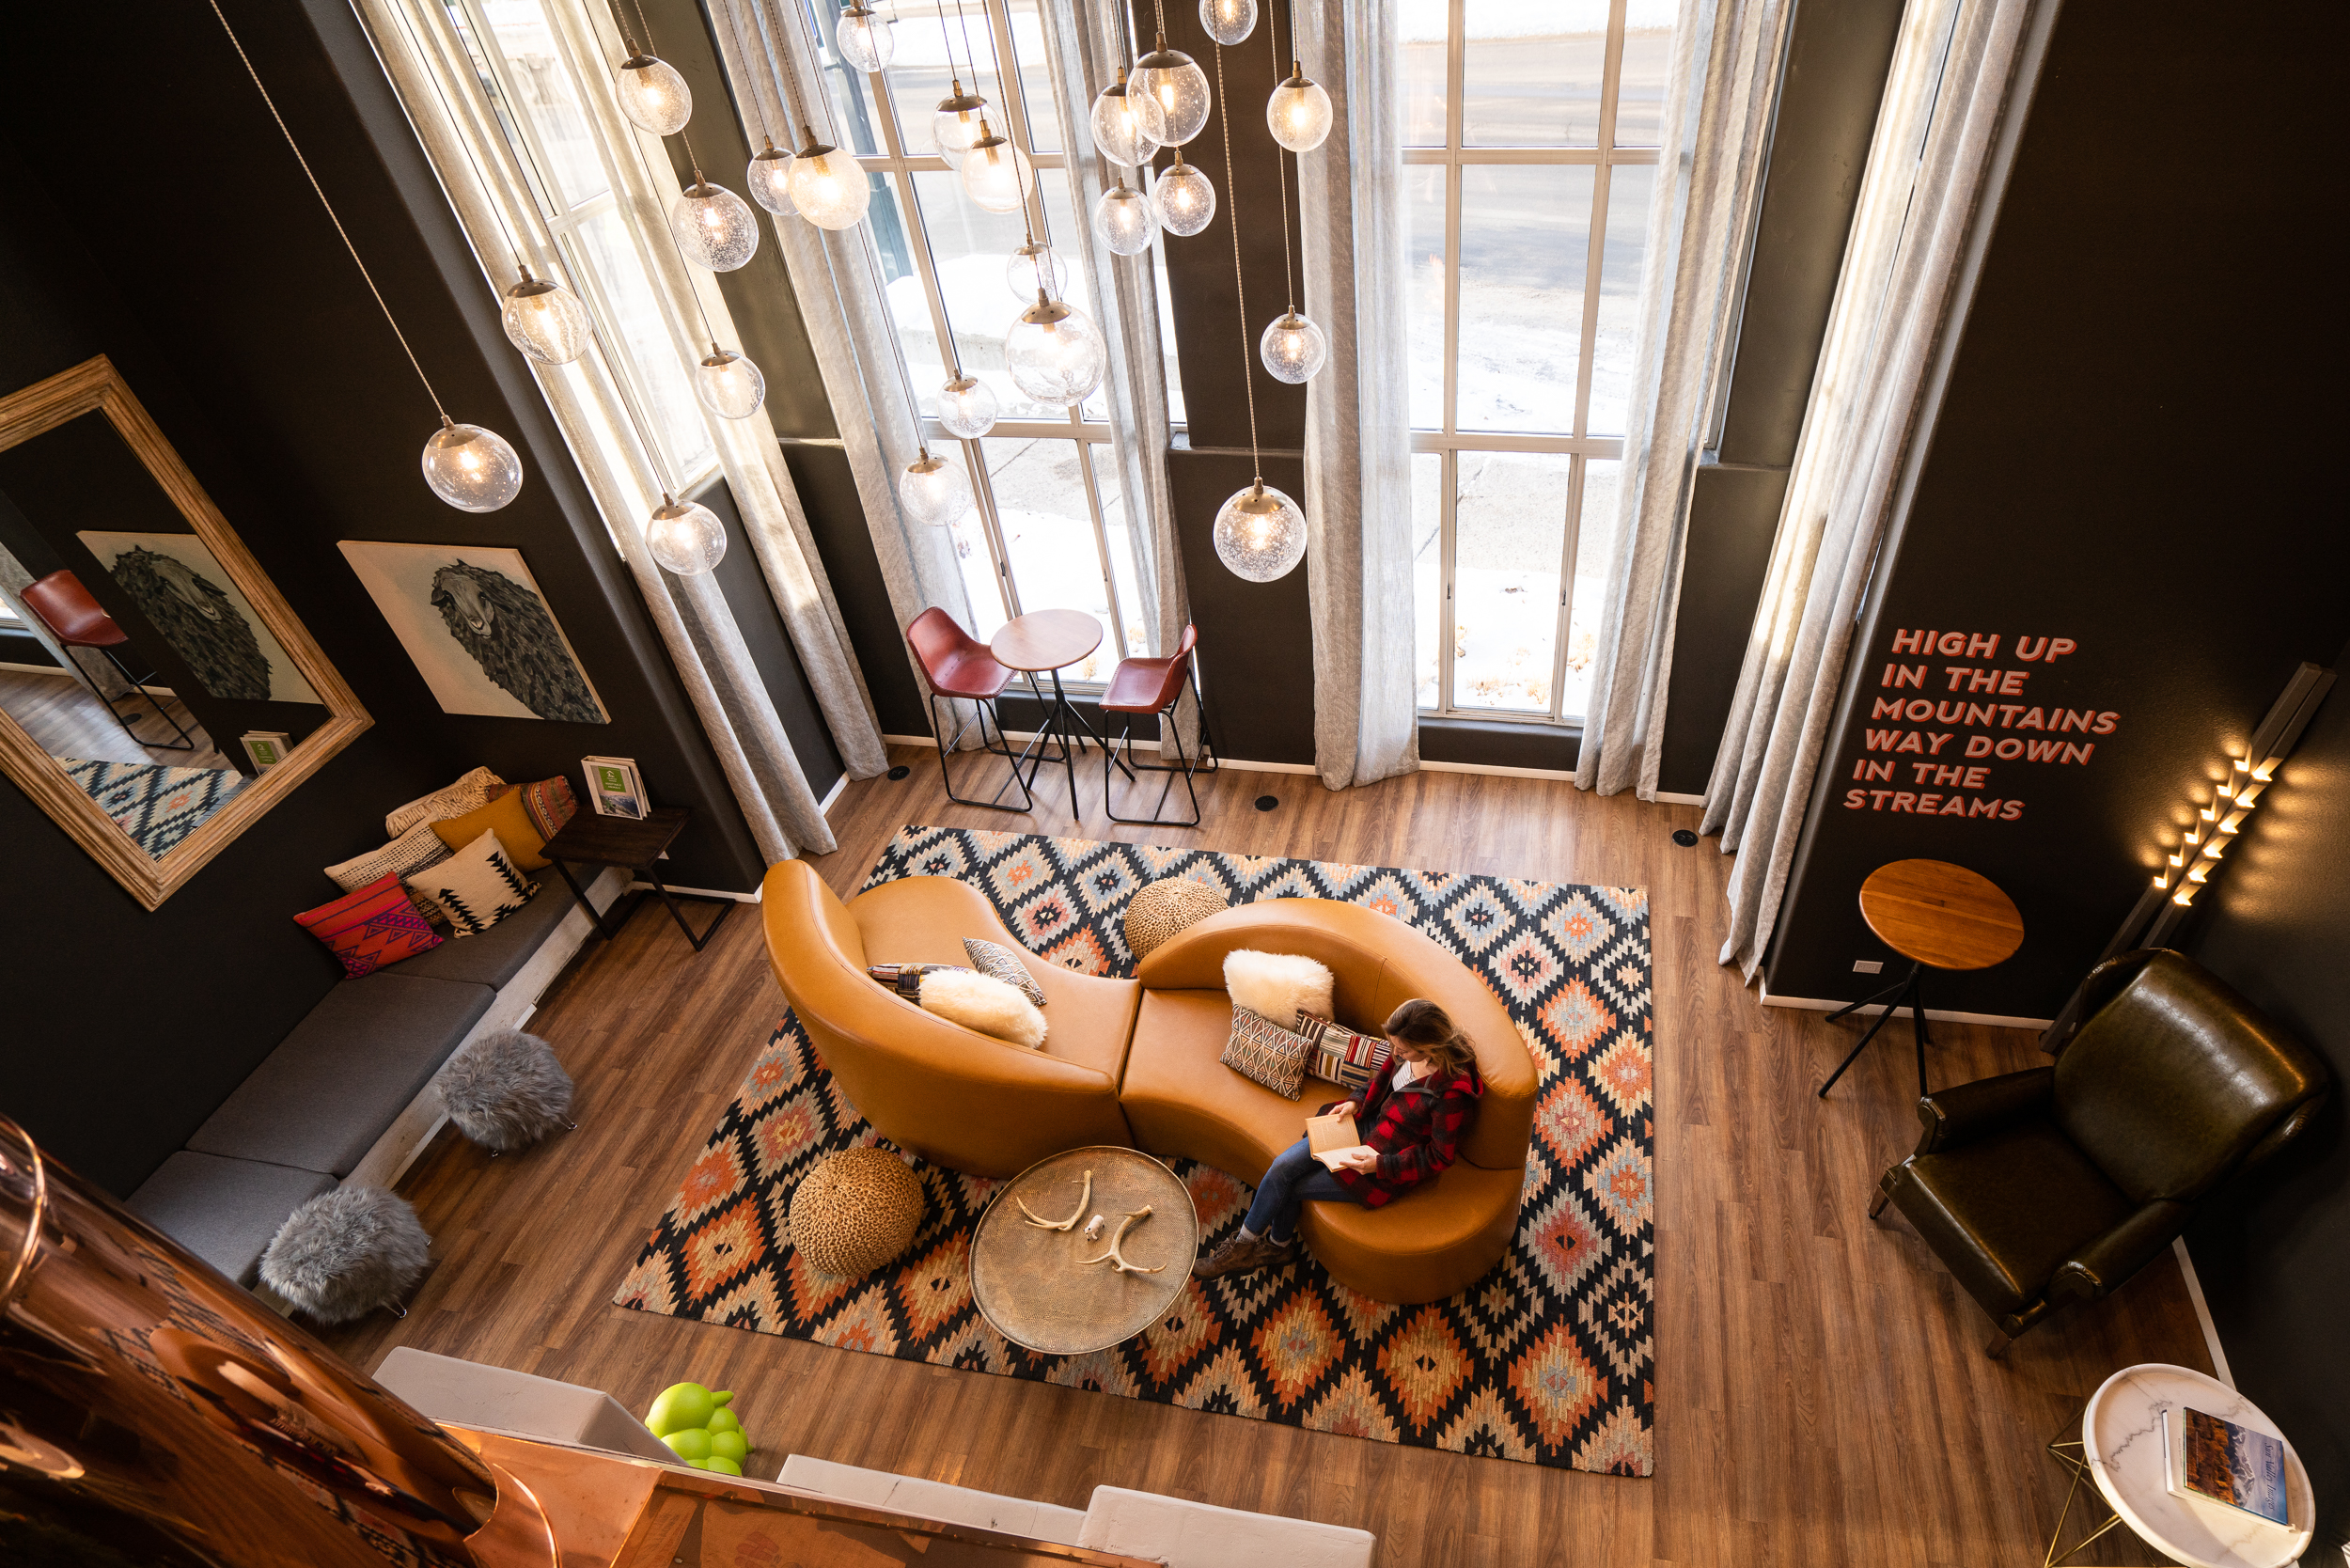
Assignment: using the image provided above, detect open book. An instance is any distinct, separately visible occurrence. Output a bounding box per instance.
[1307,1111,1374,1172]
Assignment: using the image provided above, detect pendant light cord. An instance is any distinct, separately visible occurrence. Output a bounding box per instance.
[206,0,447,422]
[1213,43,1260,483]
[1268,0,1293,316]
[715,0,776,149]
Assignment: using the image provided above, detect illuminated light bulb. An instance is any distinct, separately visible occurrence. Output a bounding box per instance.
[2154,872,2170,889]
[2187,864,2210,884]
[2232,757,2251,772]
[669,178,760,270]
[1151,149,1215,236]
[936,374,999,439]
[695,346,765,419]
[1004,291,1107,407]
[646,493,728,573]
[1213,480,1307,581]
[1089,69,1165,167]
[833,1,894,72]
[1133,33,1211,146]
[421,418,523,512]
[746,141,795,215]
[1260,310,1328,383]
[2172,887,2196,906]
[2167,849,2186,867]
[786,133,872,229]
[2219,812,2247,834]
[1094,181,1156,255]
[500,265,589,366]
[1266,62,1333,151]
[1006,241,1068,302]
[899,447,974,526]
[2201,838,2226,859]
[933,80,989,166]
[961,122,1035,213]
[1199,0,1257,46]
[2252,760,2276,781]
[616,52,691,135]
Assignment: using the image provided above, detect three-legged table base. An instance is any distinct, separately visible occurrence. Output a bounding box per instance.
[1818,960,1932,1099]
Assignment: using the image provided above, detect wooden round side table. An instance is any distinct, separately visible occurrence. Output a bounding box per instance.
[1818,857,2024,1099]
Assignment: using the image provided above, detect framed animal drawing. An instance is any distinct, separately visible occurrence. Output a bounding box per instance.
[77,530,321,704]
[337,541,607,724]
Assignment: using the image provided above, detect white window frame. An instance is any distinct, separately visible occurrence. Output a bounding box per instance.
[1408,0,1659,726]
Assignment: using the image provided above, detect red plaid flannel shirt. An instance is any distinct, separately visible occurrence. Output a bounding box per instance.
[1320,1057,1483,1207]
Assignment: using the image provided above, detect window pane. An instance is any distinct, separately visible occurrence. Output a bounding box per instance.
[1458,165,1590,434]
[462,0,607,208]
[1559,458,1619,720]
[949,509,1010,646]
[884,11,959,157]
[1617,1,1677,147]
[809,1,891,156]
[1451,451,1568,713]
[909,168,1037,414]
[1400,0,1449,147]
[1002,0,1062,154]
[1588,165,1653,436]
[1464,0,1607,149]
[1089,446,1148,657]
[1032,167,1109,421]
[982,437,1117,682]
[1412,451,1442,708]
[867,178,954,421]
[572,210,713,482]
[1405,164,1446,431]
[1152,247,1187,427]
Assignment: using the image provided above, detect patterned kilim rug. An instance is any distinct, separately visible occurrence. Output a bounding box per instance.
[59,757,246,857]
[617,826,1656,1474]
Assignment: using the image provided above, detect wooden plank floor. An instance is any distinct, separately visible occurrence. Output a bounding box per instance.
[0,666,231,770]
[321,745,2204,1566]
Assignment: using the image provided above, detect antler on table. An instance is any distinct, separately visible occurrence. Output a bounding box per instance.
[1079,1206,1165,1275]
[1016,1168,1093,1231]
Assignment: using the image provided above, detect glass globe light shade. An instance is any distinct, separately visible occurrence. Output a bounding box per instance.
[933,83,989,167]
[1089,70,1164,166]
[616,53,692,136]
[1267,66,1334,151]
[960,129,1035,214]
[899,449,974,526]
[421,419,524,512]
[1093,181,1156,256]
[695,347,766,419]
[1152,153,1216,237]
[833,2,894,72]
[746,142,795,214]
[1260,310,1328,384]
[1214,480,1307,581]
[1005,293,1108,407]
[1199,0,1257,46]
[1005,241,1068,302]
[786,140,872,229]
[936,374,999,439]
[1133,36,1212,145]
[646,494,728,574]
[500,266,588,366]
[669,179,760,270]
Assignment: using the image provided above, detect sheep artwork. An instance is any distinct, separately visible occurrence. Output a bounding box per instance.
[105,545,271,699]
[429,561,604,723]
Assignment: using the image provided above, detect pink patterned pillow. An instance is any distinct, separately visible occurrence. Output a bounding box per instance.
[295,872,443,979]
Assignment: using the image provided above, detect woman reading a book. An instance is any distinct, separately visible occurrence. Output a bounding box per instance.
[1192,998,1485,1279]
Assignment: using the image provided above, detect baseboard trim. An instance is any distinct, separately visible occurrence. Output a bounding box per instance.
[1652,791,1706,806]
[2171,1236,2233,1388]
[883,733,1633,784]
[1759,985,2053,1030]
[1418,759,1577,783]
[819,772,848,813]
[0,660,72,677]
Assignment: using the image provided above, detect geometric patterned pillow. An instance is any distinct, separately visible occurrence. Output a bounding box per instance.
[962,937,1045,1006]
[406,829,536,938]
[1295,1011,1394,1094]
[515,774,577,842]
[1220,1005,1314,1101]
[384,765,507,838]
[323,820,454,925]
[294,871,443,979]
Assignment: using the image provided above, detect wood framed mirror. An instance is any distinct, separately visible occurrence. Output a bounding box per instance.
[0,355,369,909]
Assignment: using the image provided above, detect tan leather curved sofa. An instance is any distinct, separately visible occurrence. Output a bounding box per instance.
[1129,901,1535,1304]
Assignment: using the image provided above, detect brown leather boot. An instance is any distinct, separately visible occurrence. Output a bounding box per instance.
[1190,1233,1295,1280]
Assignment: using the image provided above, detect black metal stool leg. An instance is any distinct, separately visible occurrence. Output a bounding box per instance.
[96,648,198,751]
[1818,962,1923,1098]
[932,693,1034,812]
[1103,672,1215,828]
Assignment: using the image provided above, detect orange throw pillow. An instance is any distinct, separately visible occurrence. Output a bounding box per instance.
[430,784,552,871]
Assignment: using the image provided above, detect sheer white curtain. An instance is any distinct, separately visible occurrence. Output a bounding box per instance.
[1707,0,2053,974]
[1297,0,1418,791]
[1573,0,1797,799]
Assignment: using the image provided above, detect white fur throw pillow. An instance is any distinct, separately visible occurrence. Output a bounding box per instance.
[918,968,1048,1050]
[1223,949,1335,1030]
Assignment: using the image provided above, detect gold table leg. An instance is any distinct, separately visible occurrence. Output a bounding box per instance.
[2042,1437,2131,1568]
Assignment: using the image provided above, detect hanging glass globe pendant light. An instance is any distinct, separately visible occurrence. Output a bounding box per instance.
[422,417,525,512]
[1267,61,1333,151]
[1094,180,1156,255]
[746,140,795,214]
[899,447,975,526]
[1005,291,1108,406]
[1260,310,1327,383]
[961,118,1035,214]
[500,265,589,366]
[1214,481,1307,581]
[695,345,766,419]
[937,374,999,439]
[1089,69,1164,166]
[1133,33,1212,145]
[670,172,760,270]
[1199,0,1257,46]
[1152,147,1216,236]
[832,1,895,72]
[786,128,872,229]
[616,50,692,135]
[1006,240,1067,302]
[646,493,728,573]
[933,79,990,166]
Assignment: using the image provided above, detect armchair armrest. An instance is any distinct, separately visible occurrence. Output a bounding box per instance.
[1914,1067,2056,1154]
[2052,1200,2190,1302]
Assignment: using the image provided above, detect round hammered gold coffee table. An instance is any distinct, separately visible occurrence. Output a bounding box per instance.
[971,1146,1198,1356]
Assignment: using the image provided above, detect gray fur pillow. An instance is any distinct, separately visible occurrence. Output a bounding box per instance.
[440,1029,575,1152]
[260,1186,430,1323]
[964,937,1046,1006]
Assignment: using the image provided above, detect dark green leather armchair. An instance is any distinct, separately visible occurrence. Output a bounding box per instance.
[1872,949,2328,1356]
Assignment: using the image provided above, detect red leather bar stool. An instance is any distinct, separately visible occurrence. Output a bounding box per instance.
[905,607,1033,812]
[1101,623,1217,827]
[17,569,197,750]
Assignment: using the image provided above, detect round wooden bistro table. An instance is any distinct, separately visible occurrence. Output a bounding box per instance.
[1818,857,2025,1099]
[989,608,1103,807]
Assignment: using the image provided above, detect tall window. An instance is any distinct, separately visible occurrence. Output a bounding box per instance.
[1402,0,1671,723]
[811,0,1180,682]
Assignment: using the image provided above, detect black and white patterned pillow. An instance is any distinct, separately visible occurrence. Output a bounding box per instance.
[964,937,1046,1006]
[407,828,536,937]
[1220,1006,1314,1100]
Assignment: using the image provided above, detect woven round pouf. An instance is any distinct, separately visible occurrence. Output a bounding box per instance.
[1124,876,1230,961]
[788,1149,924,1277]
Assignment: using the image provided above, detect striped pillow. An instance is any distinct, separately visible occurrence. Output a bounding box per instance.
[295,872,443,979]
[516,774,577,842]
[1220,1006,1314,1100]
[324,821,453,924]
[1296,1011,1394,1094]
[407,829,537,937]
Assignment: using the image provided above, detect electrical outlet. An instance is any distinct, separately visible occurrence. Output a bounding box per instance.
[1853,959,1884,975]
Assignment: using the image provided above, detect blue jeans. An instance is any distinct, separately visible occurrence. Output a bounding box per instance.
[1241,1137,1363,1244]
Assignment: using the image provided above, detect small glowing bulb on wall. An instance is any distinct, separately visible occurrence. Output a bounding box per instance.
[2187,864,2211,884]
[2172,887,2196,906]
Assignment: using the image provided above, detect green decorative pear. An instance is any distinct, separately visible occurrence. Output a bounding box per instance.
[708,1429,748,1465]
[646,1382,718,1437]
[702,1455,743,1476]
[706,1407,742,1436]
[660,1427,712,1464]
